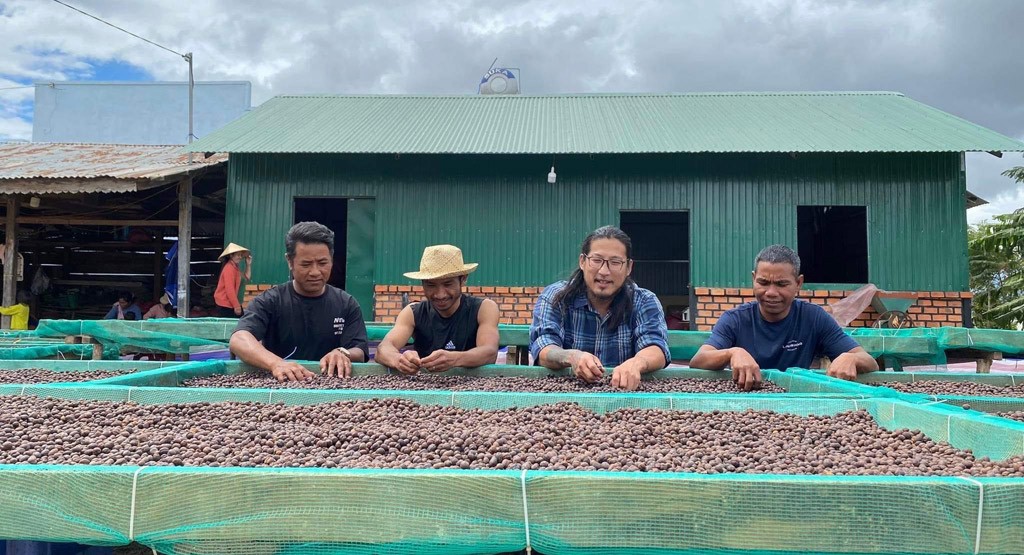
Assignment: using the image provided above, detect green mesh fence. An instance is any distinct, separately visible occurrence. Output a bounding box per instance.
[0,390,1023,554]
[0,343,110,360]
[32,319,227,358]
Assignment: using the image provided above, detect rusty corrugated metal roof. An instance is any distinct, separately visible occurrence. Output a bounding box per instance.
[0,143,226,193]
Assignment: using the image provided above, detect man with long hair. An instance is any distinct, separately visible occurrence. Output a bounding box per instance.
[530,226,670,390]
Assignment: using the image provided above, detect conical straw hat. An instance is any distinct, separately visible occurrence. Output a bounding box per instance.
[403,245,478,280]
[218,242,250,261]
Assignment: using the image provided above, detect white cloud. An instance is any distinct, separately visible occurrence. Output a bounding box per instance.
[967,184,1024,225]
[0,0,1020,203]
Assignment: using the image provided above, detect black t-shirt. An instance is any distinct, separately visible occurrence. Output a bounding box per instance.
[234,282,368,361]
[412,294,483,358]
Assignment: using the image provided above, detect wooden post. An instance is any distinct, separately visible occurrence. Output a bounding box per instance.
[177,177,193,318]
[2,197,18,330]
[153,241,163,302]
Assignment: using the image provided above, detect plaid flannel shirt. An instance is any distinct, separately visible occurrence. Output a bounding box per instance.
[529,281,670,368]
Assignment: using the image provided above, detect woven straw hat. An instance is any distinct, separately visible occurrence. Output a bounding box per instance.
[218,242,250,261]
[403,245,478,280]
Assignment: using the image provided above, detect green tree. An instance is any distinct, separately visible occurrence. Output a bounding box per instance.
[968,166,1024,329]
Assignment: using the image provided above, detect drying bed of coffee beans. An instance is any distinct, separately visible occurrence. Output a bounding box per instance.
[2,396,1022,476]
[0,368,132,384]
[182,373,787,393]
[869,380,1024,397]
[998,411,1024,423]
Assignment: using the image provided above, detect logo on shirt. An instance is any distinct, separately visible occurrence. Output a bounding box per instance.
[444,340,456,350]
[333,317,345,336]
[782,340,804,352]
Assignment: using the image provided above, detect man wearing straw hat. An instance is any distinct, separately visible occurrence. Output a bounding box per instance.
[214,242,252,317]
[376,245,499,374]
[230,222,368,382]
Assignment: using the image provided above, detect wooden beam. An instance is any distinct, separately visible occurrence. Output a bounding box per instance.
[0,216,180,226]
[177,178,193,317]
[2,197,18,329]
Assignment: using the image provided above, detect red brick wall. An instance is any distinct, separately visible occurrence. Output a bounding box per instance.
[243,284,272,307]
[692,287,971,331]
[374,285,541,324]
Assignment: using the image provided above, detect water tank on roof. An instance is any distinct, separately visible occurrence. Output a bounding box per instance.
[479,68,519,95]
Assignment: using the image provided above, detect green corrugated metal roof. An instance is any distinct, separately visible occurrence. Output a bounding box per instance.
[187,92,1024,154]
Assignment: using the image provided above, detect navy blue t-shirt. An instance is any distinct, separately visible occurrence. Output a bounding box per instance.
[705,300,859,370]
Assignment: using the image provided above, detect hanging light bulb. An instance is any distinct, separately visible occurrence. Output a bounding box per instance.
[547,166,557,184]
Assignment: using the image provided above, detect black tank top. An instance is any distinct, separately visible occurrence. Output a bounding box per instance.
[412,294,483,358]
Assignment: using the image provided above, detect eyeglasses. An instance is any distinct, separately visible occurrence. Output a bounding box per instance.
[581,255,629,271]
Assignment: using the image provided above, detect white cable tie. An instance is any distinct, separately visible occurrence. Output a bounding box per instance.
[1010,374,1016,387]
[129,466,149,540]
[966,330,974,347]
[520,469,532,554]
[127,388,132,403]
[956,476,985,555]
[947,415,952,443]
[267,390,273,404]
[20,385,26,396]
[853,400,860,412]
[668,396,674,410]
[451,391,456,407]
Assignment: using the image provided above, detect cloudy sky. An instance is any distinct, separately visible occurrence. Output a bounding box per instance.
[1,0,1022,222]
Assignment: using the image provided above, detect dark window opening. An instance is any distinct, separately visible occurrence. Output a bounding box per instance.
[294,198,348,290]
[620,210,690,329]
[797,206,868,284]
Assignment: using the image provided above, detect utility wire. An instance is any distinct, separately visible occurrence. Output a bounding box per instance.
[0,85,37,91]
[50,0,187,60]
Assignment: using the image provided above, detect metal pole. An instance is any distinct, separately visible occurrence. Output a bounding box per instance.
[2,197,19,329]
[177,178,192,318]
[186,52,194,163]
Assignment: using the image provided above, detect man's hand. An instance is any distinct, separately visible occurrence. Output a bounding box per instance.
[420,349,461,373]
[320,348,353,378]
[610,358,645,391]
[568,350,605,383]
[729,348,762,391]
[826,352,860,381]
[392,350,422,375]
[270,360,314,382]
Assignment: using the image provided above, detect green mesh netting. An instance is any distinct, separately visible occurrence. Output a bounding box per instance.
[805,369,1024,417]
[0,343,111,360]
[0,390,1022,555]
[33,319,228,355]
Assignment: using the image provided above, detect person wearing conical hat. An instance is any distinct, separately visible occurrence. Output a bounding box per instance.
[214,242,252,317]
[376,245,499,374]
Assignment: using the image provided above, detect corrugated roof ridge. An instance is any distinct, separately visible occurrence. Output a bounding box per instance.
[272,91,905,99]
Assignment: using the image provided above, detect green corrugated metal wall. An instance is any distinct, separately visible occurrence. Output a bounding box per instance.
[226,152,967,294]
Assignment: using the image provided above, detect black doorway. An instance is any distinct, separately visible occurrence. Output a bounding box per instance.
[620,210,691,329]
[294,198,347,290]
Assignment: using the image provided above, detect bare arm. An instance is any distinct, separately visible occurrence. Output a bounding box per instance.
[689,344,736,370]
[827,346,879,380]
[456,298,499,367]
[229,330,312,382]
[375,305,417,372]
[690,344,763,391]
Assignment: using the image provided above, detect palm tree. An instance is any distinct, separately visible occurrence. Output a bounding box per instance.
[968,166,1024,329]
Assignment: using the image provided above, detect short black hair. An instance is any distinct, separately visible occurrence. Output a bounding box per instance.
[286,221,335,259]
[118,291,135,303]
[754,245,801,276]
